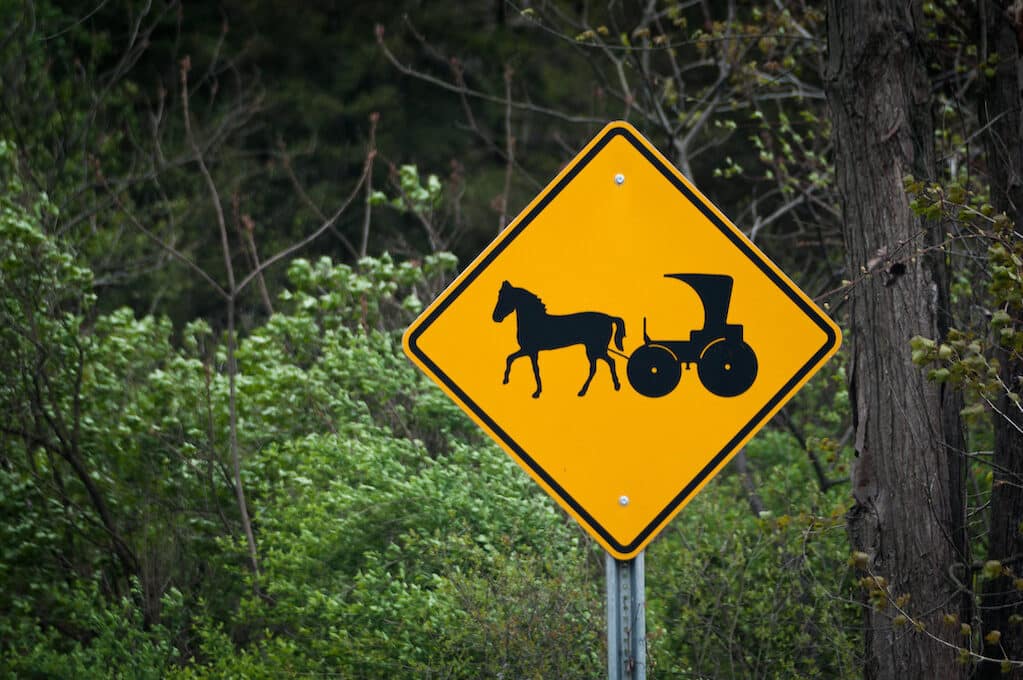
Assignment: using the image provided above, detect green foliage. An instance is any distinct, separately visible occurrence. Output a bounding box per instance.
[370,164,444,214]
[1,241,607,677]
[0,219,864,675]
[906,177,1022,424]
[198,434,602,678]
[0,2,884,675]
[1,582,180,680]
[214,255,600,677]
[0,137,93,317]
[1,140,110,630]
[647,429,858,679]
[904,145,1023,665]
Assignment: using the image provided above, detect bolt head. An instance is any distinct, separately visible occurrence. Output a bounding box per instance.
[614,173,625,185]
[619,495,630,506]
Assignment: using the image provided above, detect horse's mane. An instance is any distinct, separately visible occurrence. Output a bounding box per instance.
[512,285,547,314]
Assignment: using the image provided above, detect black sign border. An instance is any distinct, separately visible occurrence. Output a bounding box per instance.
[406,125,839,555]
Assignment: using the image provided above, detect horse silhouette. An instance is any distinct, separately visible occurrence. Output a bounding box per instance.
[492,281,625,398]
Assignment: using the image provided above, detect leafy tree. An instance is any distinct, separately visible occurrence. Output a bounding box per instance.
[13,1,1023,677]
[973,3,1023,674]
[825,0,1023,675]
[826,1,967,676]
[647,427,859,679]
[0,138,141,602]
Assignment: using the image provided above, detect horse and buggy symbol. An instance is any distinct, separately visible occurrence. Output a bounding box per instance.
[492,274,758,399]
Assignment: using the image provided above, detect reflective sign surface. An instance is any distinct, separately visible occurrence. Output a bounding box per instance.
[404,121,841,559]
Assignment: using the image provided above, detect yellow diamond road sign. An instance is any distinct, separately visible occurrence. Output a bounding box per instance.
[403,121,841,559]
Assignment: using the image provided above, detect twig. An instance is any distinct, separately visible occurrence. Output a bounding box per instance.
[101,170,228,299]
[236,161,369,296]
[499,64,515,232]
[278,141,360,260]
[181,55,260,582]
[375,24,603,125]
[733,449,766,515]
[360,112,379,257]
[181,57,236,297]
[232,194,273,316]
[380,156,441,251]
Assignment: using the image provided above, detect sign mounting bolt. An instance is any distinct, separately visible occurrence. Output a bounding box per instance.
[619,495,630,506]
[614,173,625,185]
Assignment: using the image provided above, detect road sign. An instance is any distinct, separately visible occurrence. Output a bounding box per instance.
[403,121,841,559]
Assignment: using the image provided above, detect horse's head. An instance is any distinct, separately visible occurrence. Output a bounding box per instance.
[493,281,515,322]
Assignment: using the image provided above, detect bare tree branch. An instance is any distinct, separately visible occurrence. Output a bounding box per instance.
[236,161,369,296]
[360,112,379,258]
[375,24,603,125]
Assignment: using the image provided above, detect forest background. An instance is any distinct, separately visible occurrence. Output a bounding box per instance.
[1,1,1021,678]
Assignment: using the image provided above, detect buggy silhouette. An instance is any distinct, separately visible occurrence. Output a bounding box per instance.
[626,274,757,398]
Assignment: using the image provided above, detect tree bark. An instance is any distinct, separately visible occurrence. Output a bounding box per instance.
[825,2,967,678]
[976,2,1023,676]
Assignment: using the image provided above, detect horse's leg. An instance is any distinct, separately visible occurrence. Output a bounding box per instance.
[529,353,542,398]
[579,355,598,397]
[503,348,527,384]
[603,354,621,391]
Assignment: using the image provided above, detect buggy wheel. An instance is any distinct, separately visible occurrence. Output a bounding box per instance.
[627,345,682,398]
[698,340,757,397]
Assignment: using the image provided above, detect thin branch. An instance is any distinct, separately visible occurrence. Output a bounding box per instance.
[181,54,259,582]
[375,24,603,125]
[733,449,766,515]
[445,56,542,190]
[103,176,228,299]
[505,0,824,51]
[749,194,806,242]
[380,156,441,251]
[232,193,273,316]
[360,112,379,257]
[278,141,361,260]
[236,158,370,296]
[499,64,515,232]
[181,56,236,295]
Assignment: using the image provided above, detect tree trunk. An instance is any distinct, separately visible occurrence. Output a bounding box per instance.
[825,2,967,678]
[977,2,1023,676]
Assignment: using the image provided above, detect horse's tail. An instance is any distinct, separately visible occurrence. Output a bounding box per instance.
[612,316,626,351]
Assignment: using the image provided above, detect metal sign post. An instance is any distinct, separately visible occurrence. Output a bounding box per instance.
[606,550,646,680]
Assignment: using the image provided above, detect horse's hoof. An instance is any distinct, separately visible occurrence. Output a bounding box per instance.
[577,390,587,397]
[502,378,509,385]
[532,392,541,399]
[613,383,621,391]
